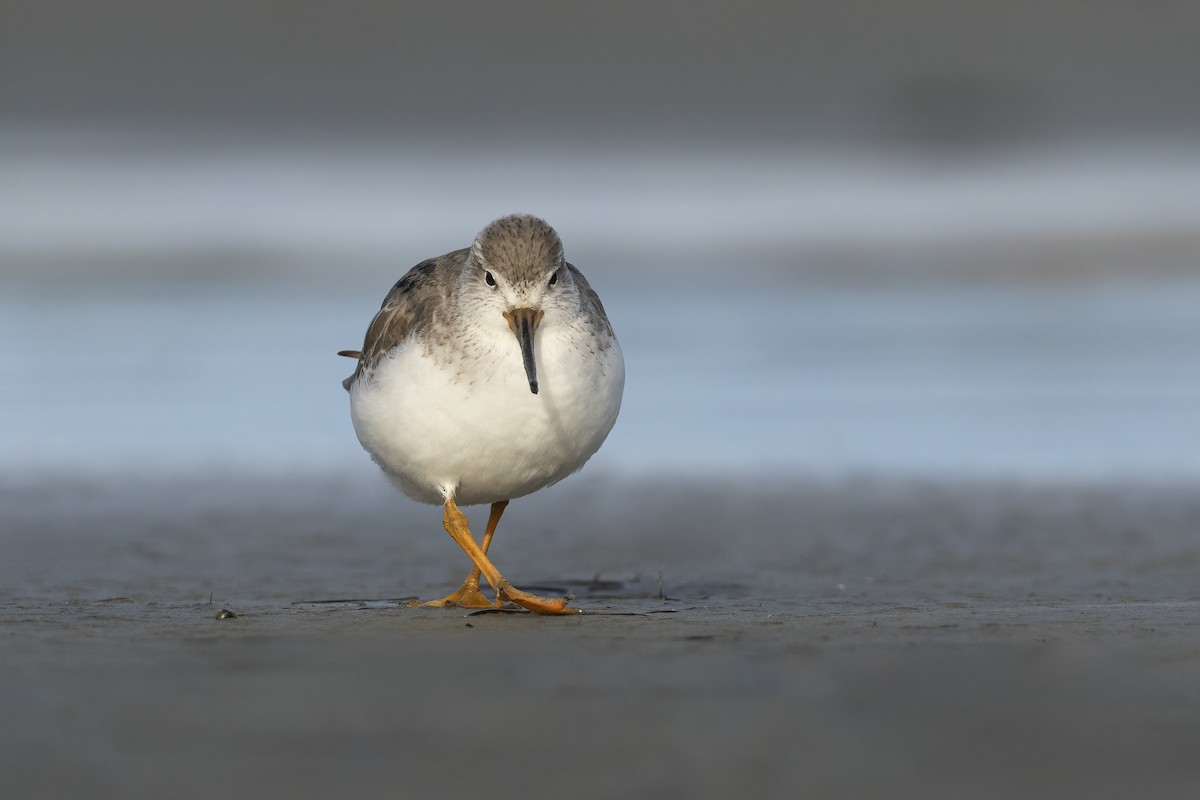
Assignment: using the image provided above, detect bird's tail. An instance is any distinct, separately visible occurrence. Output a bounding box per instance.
[337,350,363,391]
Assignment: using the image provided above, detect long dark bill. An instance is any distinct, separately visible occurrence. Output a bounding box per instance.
[503,308,544,394]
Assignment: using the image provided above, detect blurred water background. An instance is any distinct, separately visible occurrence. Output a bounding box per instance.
[3,1,1200,484]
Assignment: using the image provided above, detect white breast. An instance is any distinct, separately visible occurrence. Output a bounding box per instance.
[349,319,624,506]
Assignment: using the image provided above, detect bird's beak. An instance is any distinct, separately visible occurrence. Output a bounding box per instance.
[503,307,544,394]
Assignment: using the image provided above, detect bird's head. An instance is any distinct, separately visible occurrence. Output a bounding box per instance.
[462,214,576,394]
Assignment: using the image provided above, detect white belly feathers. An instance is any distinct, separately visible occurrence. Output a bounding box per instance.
[350,319,624,506]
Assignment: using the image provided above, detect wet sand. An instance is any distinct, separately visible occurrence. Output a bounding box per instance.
[3,472,1200,798]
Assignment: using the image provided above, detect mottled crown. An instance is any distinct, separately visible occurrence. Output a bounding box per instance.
[471,214,564,284]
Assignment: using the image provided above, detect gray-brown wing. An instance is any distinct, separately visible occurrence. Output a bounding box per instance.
[341,249,466,391]
[566,262,613,337]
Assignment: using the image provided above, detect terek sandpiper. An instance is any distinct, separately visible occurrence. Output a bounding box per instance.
[339,214,624,614]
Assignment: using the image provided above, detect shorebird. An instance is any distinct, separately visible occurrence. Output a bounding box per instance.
[339,214,624,614]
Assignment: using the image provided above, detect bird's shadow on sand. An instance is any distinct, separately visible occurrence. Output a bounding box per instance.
[290,575,746,615]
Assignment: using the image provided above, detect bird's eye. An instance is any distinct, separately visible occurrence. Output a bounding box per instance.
[485,271,496,287]
[548,270,559,287]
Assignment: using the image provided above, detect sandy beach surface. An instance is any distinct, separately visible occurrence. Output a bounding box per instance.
[3,471,1199,799]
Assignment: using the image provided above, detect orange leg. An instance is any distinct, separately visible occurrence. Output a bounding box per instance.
[412,500,508,609]
[438,496,577,615]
